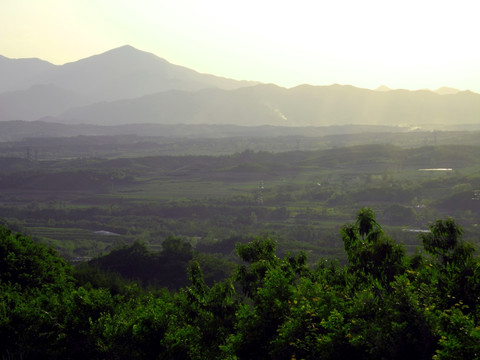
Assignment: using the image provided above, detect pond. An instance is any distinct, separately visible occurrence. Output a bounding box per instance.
[418,168,453,171]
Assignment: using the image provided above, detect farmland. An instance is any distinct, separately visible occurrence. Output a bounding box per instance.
[1,133,480,263]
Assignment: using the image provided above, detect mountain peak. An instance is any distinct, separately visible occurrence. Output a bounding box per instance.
[101,44,155,57]
[114,44,137,51]
[0,45,259,117]
[375,85,392,92]
[67,44,165,66]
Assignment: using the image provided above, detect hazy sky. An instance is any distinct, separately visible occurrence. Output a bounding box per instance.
[2,0,480,92]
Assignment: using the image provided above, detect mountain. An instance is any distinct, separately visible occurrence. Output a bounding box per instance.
[30,45,257,101]
[0,55,56,93]
[1,46,480,128]
[0,45,258,121]
[54,84,480,127]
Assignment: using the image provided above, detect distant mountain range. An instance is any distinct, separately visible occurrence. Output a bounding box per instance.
[1,45,480,128]
[374,85,462,95]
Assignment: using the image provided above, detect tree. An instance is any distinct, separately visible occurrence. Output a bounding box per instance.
[0,225,74,358]
[341,208,405,286]
[420,218,478,312]
[161,235,193,261]
[228,236,309,359]
[0,225,73,291]
[421,218,473,267]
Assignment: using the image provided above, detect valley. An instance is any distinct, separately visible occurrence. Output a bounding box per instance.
[1,131,480,265]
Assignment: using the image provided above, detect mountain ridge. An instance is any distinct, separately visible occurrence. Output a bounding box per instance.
[1,45,479,128]
[53,83,480,127]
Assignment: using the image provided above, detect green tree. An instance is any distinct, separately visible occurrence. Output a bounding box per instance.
[341,208,406,287]
[419,218,479,316]
[421,218,473,267]
[0,225,74,358]
[226,237,310,359]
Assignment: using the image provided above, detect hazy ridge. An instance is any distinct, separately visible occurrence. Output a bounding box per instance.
[57,84,480,128]
[1,45,480,130]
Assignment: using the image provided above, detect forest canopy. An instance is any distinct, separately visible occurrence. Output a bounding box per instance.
[1,208,479,359]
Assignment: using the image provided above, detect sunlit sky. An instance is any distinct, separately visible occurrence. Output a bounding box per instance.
[2,0,480,92]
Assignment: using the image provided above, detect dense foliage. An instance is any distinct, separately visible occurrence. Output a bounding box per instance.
[1,208,479,359]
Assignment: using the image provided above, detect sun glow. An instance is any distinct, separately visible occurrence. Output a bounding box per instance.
[1,0,479,91]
